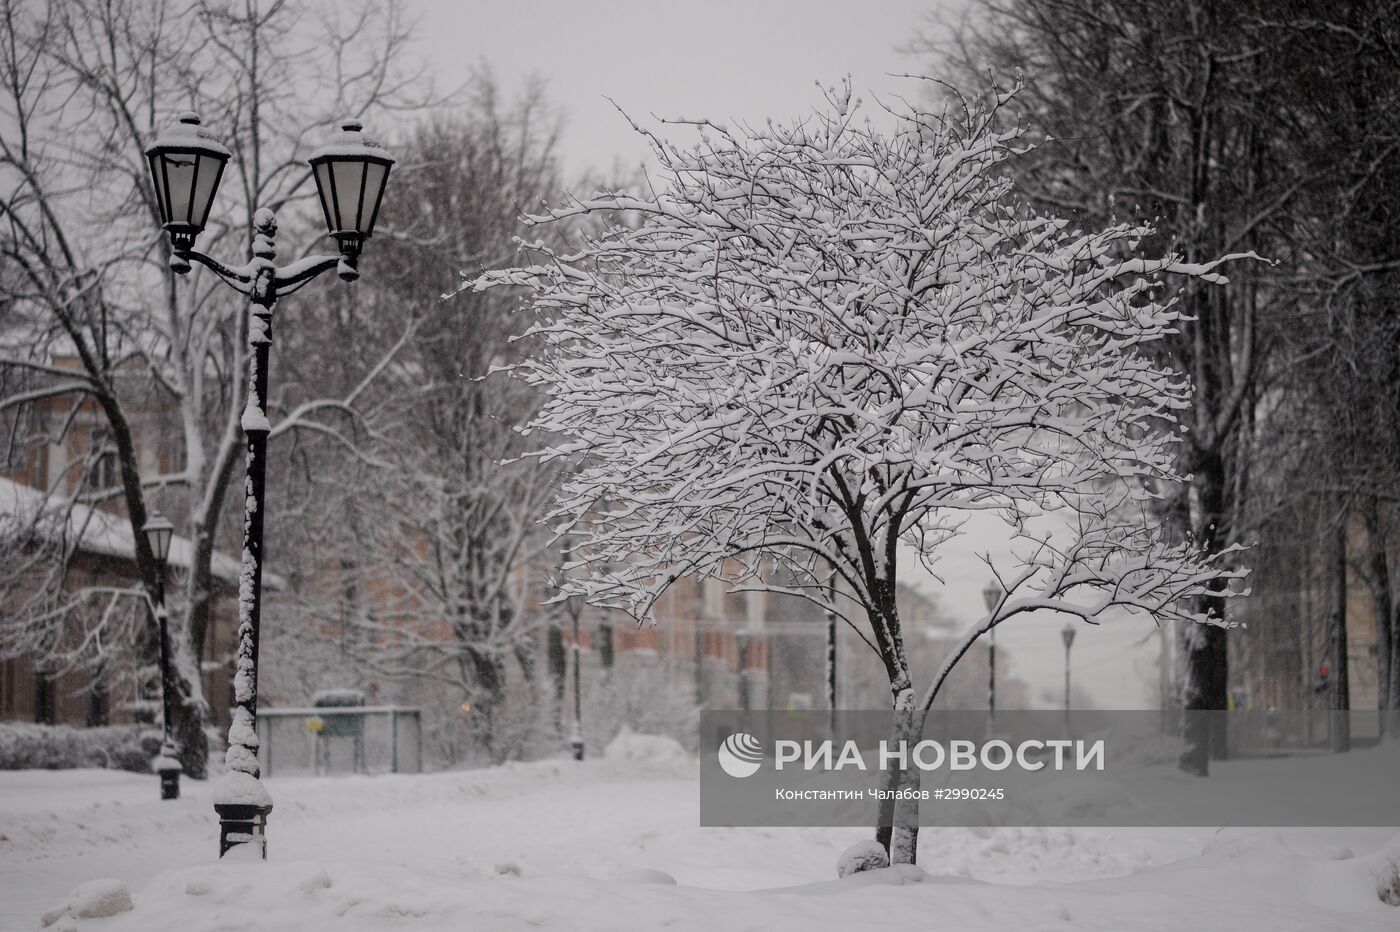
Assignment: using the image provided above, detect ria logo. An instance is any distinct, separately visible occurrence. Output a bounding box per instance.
[717,733,763,778]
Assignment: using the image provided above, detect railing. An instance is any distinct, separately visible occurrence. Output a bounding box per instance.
[253,706,423,778]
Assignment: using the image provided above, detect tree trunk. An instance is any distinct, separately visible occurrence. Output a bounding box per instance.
[866,582,918,865]
[465,648,507,762]
[1391,595,1400,731]
[597,623,615,671]
[887,709,923,867]
[1331,500,1351,753]
[547,623,566,736]
[171,685,210,779]
[86,660,107,727]
[1362,497,1393,735]
[511,638,543,758]
[1180,447,1229,775]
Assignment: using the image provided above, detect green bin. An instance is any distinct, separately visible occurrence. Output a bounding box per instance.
[312,689,365,740]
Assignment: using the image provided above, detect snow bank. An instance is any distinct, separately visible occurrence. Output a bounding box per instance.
[603,726,691,765]
[8,764,1400,931]
[610,868,678,884]
[40,879,132,927]
[38,832,1400,931]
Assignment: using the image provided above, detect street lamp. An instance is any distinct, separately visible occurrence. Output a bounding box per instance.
[1061,623,1077,729]
[825,562,838,735]
[570,609,585,763]
[142,513,179,801]
[982,580,1002,721]
[144,112,394,858]
[737,632,751,713]
[561,546,584,761]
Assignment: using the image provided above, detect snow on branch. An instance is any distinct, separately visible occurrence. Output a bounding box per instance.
[464,79,1248,666]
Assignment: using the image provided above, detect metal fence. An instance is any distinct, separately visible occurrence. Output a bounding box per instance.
[254,706,423,778]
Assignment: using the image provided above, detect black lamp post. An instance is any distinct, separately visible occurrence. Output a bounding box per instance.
[1061,623,1077,729]
[570,605,585,762]
[144,112,393,858]
[982,581,1002,723]
[142,513,179,800]
[825,562,838,734]
[561,547,585,762]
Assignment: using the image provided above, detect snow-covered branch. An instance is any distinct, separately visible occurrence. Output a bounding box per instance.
[467,79,1247,677]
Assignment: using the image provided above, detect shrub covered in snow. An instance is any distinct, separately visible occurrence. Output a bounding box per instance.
[587,658,701,754]
[0,722,150,773]
[602,726,690,765]
[837,839,890,878]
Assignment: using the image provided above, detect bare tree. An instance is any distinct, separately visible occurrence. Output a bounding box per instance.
[924,0,1353,771]
[0,0,426,775]
[269,81,574,763]
[929,0,1400,738]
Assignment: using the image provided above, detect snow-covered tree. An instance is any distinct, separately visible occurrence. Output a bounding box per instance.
[467,80,1249,863]
[267,90,574,764]
[0,0,425,775]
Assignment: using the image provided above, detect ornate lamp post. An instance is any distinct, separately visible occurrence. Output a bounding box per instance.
[144,112,394,858]
[1061,623,1077,729]
[982,580,1002,723]
[142,513,180,800]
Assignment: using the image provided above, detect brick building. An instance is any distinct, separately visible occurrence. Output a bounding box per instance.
[0,362,246,733]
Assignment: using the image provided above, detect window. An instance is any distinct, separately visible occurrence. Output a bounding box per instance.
[89,428,119,491]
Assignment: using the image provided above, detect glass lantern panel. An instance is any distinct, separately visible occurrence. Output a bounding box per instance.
[360,162,388,235]
[189,153,223,228]
[163,153,198,224]
[330,159,367,231]
[147,154,170,222]
[313,162,336,232]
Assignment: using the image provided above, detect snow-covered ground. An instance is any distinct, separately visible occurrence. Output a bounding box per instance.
[2,740,1397,930]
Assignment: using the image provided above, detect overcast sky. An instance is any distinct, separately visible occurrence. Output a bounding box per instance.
[401,0,961,176]
[399,0,1163,709]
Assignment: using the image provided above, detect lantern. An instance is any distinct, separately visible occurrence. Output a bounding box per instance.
[308,120,395,258]
[144,113,230,250]
[142,512,174,565]
[982,580,1002,613]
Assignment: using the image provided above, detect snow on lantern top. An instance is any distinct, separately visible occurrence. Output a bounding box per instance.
[142,511,174,564]
[307,119,395,258]
[144,112,231,250]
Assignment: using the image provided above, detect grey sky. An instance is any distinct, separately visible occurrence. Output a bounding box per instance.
[402,0,958,176]
[399,0,1161,709]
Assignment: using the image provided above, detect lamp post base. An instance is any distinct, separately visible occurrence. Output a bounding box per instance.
[159,769,181,800]
[215,803,273,859]
[154,745,181,801]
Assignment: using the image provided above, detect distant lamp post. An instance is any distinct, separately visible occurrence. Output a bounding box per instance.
[1061,623,1077,728]
[982,581,1002,721]
[142,513,180,801]
[144,112,394,858]
[561,547,584,761]
[825,562,838,734]
[737,632,752,713]
[569,605,585,762]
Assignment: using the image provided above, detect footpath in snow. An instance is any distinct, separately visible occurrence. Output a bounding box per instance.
[1,735,1397,931]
